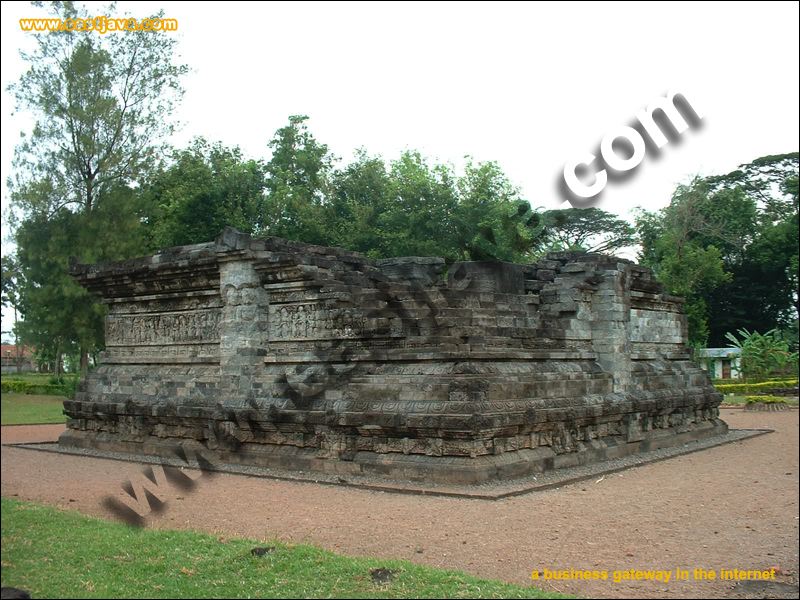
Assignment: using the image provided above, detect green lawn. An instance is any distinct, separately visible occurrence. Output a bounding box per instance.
[0,498,568,599]
[1,392,67,425]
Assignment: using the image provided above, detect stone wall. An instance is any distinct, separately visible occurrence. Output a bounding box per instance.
[59,228,726,483]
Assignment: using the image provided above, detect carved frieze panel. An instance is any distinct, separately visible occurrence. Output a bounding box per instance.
[106,309,221,346]
[269,303,366,340]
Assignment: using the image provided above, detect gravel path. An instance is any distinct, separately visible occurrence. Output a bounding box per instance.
[2,408,798,599]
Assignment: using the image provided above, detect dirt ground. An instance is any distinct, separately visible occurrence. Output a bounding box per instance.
[2,408,798,599]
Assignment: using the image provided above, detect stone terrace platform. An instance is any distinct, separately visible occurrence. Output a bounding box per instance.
[59,228,726,483]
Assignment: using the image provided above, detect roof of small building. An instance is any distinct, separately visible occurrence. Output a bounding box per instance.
[0,344,34,357]
[697,347,742,358]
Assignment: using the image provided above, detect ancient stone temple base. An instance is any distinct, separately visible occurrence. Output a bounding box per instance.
[60,228,726,484]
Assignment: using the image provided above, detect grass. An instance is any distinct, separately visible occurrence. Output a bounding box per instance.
[1,392,67,425]
[0,498,569,599]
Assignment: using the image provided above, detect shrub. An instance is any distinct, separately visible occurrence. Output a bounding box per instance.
[714,379,798,394]
[0,378,75,397]
[725,328,799,380]
[744,395,788,404]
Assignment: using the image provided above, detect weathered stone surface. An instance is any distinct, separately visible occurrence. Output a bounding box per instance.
[59,228,726,483]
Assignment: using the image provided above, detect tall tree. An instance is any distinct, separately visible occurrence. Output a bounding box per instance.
[260,115,334,245]
[328,151,544,262]
[10,1,188,216]
[377,150,460,259]
[328,149,392,258]
[637,153,799,347]
[260,118,545,262]
[9,1,187,373]
[635,182,731,346]
[14,184,147,375]
[702,153,799,344]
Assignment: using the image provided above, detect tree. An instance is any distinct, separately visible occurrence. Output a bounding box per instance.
[539,207,636,254]
[635,180,732,346]
[142,139,266,249]
[260,117,546,262]
[702,154,799,343]
[329,151,543,262]
[8,1,187,373]
[637,153,799,347]
[260,115,334,245]
[328,149,393,258]
[14,187,147,375]
[377,150,460,259]
[1,255,25,368]
[705,152,799,221]
[692,154,798,344]
[9,1,188,216]
[452,159,544,262]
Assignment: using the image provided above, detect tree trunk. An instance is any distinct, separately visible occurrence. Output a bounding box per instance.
[80,347,89,376]
[55,344,62,377]
[13,305,22,372]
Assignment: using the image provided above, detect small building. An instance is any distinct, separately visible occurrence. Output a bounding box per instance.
[698,347,742,380]
[0,344,36,374]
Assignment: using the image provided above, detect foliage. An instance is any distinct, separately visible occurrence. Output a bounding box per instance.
[781,318,799,353]
[1,254,24,353]
[452,160,544,261]
[725,328,799,380]
[259,115,335,245]
[701,154,798,344]
[259,117,546,262]
[704,152,799,221]
[14,191,146,374]
[712,375,796,385]
[9,1,188,216]
[1,254,23,320]
[7,1,187,370]
[362,150,460,258]
[744,395,788,405]
[718,394,797,407]
[635,181,731,345]
[636,152,799,346]
[142,139,266,249]
[0,378,75,397]
[539,208,636,254]
[1,498,567,599]
[713,378,798,395]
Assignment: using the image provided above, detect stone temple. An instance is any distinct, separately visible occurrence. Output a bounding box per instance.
[59,228,726,483]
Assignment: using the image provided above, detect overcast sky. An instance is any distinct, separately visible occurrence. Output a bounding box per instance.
[1,1,799,337]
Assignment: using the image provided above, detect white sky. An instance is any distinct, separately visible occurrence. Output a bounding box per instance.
[1,0,799,338]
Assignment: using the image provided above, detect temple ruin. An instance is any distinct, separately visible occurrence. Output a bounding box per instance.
[59,228,726,483]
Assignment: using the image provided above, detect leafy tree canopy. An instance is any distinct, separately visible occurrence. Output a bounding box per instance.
[539,208,636,255]
[637,153,799,347]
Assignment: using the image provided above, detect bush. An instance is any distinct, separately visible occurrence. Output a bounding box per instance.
[725,328,799,380]
[744,395,788,404]
[712,376,794,385]
[0,378,75,397]
[714,378,799,395]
